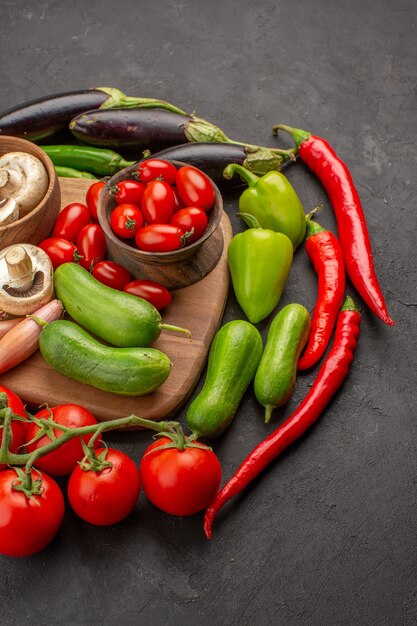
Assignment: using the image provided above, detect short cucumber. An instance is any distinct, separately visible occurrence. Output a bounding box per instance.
[54,263,190,348]
[186,320,263,438]
[39,320,171,396]
[254,303,310,423]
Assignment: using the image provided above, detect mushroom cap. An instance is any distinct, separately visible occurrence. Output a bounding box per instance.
[0,151,49,217]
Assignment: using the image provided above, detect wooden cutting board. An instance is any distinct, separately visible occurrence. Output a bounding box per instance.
[0,178,233,424]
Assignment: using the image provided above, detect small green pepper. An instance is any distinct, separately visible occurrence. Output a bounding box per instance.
[42,145,135,176]
[227,228,293,324]
[223,163,306,249]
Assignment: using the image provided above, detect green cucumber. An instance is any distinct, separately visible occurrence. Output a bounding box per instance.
[254,303,311,423]
[186,320,263,438]
[39,320,171,396]
[54,263,190,347]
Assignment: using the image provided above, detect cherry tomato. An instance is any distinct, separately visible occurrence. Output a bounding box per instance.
[111,179,145,206]
[135,224,186,253]
[140,438,222,516]
[91,260,132,290]
[52,202,91,243]
[76,223,106,270]
[172,186,185,212]
[25,405,101,476]
[68,448,141,526]
[0,385,27,470]
[0,468,64,557]
[176,166,215,211]
[86,181,106,221]
[39,237,79,269]
[141,180,175,224]
[138,159,177,185]
[110,203,144,239]
[171,207,208,244]
[124,279,172,310]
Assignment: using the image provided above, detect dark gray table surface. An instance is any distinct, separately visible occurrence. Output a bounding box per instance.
[0,1,415,625]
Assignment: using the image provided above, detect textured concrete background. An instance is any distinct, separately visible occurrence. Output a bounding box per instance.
[0,1,416,625]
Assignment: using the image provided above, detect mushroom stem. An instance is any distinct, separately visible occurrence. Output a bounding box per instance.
[5,246,35,292]
[0,198,19,226]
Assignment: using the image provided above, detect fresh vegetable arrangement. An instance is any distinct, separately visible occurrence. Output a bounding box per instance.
[0,86,394,554]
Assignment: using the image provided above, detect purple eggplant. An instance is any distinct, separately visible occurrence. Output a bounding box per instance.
[0,87,187,142]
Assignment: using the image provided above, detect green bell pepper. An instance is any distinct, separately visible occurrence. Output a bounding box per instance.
[223,163,306,249]
[227,228,293,324]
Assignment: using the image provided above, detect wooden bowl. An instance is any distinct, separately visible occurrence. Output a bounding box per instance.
[0,136,61,249]
[97,160,224,290]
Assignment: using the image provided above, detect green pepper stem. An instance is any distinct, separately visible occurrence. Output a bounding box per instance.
[161,323,192,338]
[237,212,262,229]
[223,163,260,186]
[264,405,274,424]
[341,296,359,313]
[272,124,312,150]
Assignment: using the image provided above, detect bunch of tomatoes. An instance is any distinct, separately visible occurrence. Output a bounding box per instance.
[38,159,215,309]
[0,385,222,558]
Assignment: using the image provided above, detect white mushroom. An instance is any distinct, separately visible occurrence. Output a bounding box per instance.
[0,198,19,226]
[0,151,49,217]
[0,244,54,315]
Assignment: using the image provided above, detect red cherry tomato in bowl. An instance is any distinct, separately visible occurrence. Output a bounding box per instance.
[0,385,27,470]
[140,437,222,516]
[86,181,106,221]
[53,203,90,243]
[124,280,172,310]
[91,260,132,290]
[68,448,141,526]
[39,237,79,269]
[110,203,144,239]
[25,404,101,476]
[141,180,175,224]
[76,223,106,270]
[135,224,186,253]
[111,179,145,206]
[138,159,177,185]
[171,207,208,244]
[176,166,215,211]
[0,469,65,557]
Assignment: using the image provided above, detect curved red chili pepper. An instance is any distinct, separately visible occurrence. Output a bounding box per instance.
[298,218,345,370]
[273,124,394,326]
[204,296,361,539]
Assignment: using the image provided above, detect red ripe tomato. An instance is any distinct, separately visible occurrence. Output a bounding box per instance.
[76,223,106,270]
[91,260,131,290]
[25,405,101,476]
[0,385,27,470]
[0,468,65,557]
[141,180,175,224]
[171,207,208,244]
[68,448,141,525]
[140,437,222,516]
[110,203,144,239]
[39,237,79,269]
[135,224,185,253]
[111,179,145,206]
[53,203,91,243]
[124,279,172,310]
[138,159,177,185]
[86,181,106,221]
[176,166,215,212]
[172,186,185,212]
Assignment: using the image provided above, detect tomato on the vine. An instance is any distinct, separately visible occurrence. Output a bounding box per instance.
[25,405,101,476]
[138,159,177,185]
[135,224,186,253]
[91,260,131,290]
[111,179,145,206]
[124,279,172,310]
[0,385,27,470]
[171,207,208,243]
[110,203,144,239]
[76,223,106,270]
[86,181,106,221]
[176,166,215,211]
[68,448,141,526]
[141,180,175,224]
[0,468,65,557]
[140,437,222,516]
[39,237,79,269]
[53,203,91,243]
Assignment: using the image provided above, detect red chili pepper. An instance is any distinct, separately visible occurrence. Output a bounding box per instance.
[273,124,394,326]
[298,216,345,370]
[204,296,361,539]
